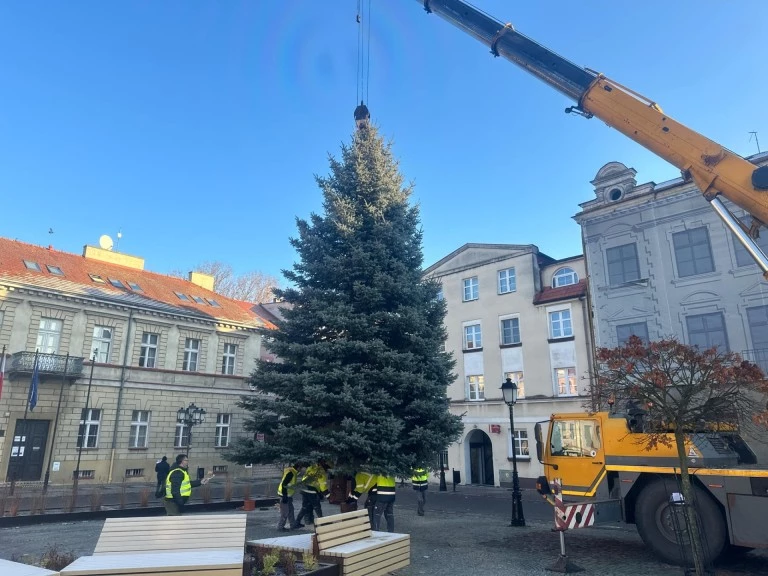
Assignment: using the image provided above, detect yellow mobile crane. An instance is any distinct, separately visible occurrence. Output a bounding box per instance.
[416,0,768,565]
[417,0,768,275]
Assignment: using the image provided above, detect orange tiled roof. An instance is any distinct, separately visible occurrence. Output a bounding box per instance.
[0,237,268,327]
[534,279,587,305]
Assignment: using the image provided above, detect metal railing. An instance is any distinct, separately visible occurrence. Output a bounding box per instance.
[8,351,84,378]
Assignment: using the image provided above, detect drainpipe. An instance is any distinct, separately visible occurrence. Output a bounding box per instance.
[580,229,598,411]
[107,308,134,483]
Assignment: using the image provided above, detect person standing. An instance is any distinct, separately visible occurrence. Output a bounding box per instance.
[292,462,329,529]
[349,470,377,524]
[372,474,396,532]
[277,463,301,531]
[154,456,170,498]
[411,468,429,516]
[164,454,212,515]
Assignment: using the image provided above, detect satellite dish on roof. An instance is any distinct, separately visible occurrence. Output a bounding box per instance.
[99,234,114,251]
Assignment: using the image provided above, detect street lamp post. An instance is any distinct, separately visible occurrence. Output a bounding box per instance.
[73,351,98,492]
[501,377,525,527]
[177,402,206,457]
[439,451,447,491]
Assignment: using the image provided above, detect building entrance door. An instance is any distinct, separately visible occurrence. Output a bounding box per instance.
[6,420,50,482]
[468,430,495,485]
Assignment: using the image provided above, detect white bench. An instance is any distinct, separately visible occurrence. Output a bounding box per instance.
[249,509,410,576]
[60,514,246,576]
[0,559,59,576]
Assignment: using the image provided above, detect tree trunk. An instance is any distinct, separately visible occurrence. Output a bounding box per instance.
[675,431,706,576]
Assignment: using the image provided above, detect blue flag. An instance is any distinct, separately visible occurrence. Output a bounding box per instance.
[28,356,39,411]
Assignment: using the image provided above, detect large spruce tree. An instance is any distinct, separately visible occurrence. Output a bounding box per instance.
[227,123,462,476]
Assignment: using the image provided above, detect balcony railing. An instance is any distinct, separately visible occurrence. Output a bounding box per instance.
[741,348,768,375]
[8,351,84,379]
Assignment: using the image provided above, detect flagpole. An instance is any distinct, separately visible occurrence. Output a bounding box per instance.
[44,353,69,492]
[12,349,38,494]
[73,351,97,492]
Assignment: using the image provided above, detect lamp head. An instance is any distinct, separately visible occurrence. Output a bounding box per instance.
[501,377,518,405]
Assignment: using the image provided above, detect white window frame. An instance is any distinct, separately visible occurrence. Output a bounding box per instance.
[552,267,579,287]
[463,276,479,302]
[139,333,158,368]
[464,323,482,350]
[129,410,150,449]
[508,429,530,458]
[77,408,101,448]
[498,268,516,294]
[36,318,63,354]
[215,413,231,447]
[503,371,525,399]
[549,308,573,339]
[183,338,200,371]
[221,343,237,375]
[554,367,578,397]
[500,316,521,345]
[175,423,190,449]
[467,374,485,401]
[92,326,113,363]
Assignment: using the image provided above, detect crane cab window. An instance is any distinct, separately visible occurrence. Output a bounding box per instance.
[550,420,601,458]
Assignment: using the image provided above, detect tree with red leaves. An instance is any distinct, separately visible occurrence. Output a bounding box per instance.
[590,336,767,574]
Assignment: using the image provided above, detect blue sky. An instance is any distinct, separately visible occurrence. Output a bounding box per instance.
[1,1,766,285]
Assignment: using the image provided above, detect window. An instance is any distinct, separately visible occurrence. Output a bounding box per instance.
[498,268,516,294]
[128,282,143,292]
[175,423,190,449]
[735,233,768,267]
[46,265,64,276]
[686,312,728,352]
[75,470,95,480]
[436,450,449,470]
[77,408,101,448]
[510,430,529,458]
[89,274,105,283]
[467,375,485,401]
[436,287,444,301]
[108,278,125,289]
[192,296,206,304]
[215,413,231,447]
[463,277,479,301]
[616,322,649,346]
[125,468,144,478]
[129,410,150,448]
[23,260,41,271]
[221,343,237,375]
[500,318,521,345]
[554,367,578,396]
[92,326,112,363]
[503,371,525,399]
[549,310,573,339]
[139,332,158,368]
[183,338,200,371]
[464,324,482,350]
[673,227,714,278]
[207,298,221,307]
[747,305,768,373]
[552,267,578,287]
[213,465,228,474]
[550,419,601,457]
[36,318,62,354]
[174,292,190,301]
[606,243,640,286]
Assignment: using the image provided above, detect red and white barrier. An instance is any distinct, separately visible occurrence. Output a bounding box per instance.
[552,478,595,531]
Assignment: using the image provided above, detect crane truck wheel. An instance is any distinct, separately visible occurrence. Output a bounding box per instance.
[634,478,727,566]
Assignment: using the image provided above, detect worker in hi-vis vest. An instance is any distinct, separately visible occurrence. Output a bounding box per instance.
[372,474,396,532]
[164,453,212,515]
[411,468,429,516]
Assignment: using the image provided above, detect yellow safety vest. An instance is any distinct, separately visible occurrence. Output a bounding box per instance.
[165,467,192,498]
[375,475,396,502]
[277,466,298,497]
[301,464,329,495]
[412,468,429,490]
[352,471,377,500]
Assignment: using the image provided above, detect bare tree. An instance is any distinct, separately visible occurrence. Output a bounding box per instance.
[590,336,767,574]
[169,261,279,303]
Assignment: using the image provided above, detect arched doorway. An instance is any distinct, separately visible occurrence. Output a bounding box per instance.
[467,429,495,485]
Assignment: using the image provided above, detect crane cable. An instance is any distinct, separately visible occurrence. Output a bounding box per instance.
[356,0,372,106]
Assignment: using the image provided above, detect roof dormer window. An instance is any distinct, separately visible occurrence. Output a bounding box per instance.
[192,296,206,304]
[108,278,125,289]
[175,292,190,301]
[24,260,41,271]
[552,267,579,288]
[46,265,64,276]
[128,282,143,292]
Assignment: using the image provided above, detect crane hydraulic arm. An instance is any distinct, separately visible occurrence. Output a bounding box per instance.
[418,0,768,275]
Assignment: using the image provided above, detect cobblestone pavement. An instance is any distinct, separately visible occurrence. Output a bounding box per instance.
[1,486,767,575]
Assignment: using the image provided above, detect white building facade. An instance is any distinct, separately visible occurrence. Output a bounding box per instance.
[424,244,593,487]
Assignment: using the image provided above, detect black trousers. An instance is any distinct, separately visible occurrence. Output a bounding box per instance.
[294,492,323,526]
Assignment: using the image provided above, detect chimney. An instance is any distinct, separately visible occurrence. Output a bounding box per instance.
[189,271,215,292]
[83,245,145,270]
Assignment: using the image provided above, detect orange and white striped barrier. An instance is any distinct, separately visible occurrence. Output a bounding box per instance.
[552,478,595,531]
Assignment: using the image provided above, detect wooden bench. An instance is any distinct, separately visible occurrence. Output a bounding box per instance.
[60,514,246,576]
[0,559,59,576]
[249,509,410,576]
